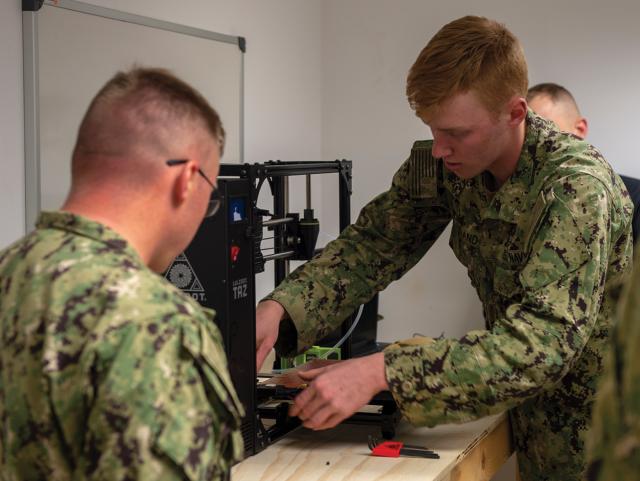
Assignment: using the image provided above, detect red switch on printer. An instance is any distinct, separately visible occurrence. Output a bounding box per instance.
[231,245,240,263]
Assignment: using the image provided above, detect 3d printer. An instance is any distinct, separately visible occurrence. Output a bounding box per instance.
[164,160,398,457]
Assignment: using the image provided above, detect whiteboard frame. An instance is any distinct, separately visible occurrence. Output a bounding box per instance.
[22,0,245,229]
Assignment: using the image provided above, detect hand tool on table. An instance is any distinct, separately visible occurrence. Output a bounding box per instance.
[368,435,440,459]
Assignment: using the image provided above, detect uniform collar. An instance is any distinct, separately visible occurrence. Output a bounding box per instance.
[481,110,547,223]
[37,211,144,264]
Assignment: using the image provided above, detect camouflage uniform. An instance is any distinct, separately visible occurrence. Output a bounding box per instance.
[267,111,633,481]
[586,254,640,481]
[0,212,244,481]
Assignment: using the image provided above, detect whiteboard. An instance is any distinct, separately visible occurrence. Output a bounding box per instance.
[23,0,244,229]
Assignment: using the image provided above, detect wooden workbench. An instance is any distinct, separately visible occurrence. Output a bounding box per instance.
[232,412,513,481]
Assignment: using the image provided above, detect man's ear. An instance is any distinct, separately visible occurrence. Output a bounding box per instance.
[574,117,588,140]
[507,96,528,126]
[172,161,199,208]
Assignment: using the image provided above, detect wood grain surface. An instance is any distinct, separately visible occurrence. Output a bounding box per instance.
[232,413,513,481]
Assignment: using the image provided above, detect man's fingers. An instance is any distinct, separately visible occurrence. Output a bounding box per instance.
[297,367,326,381]
[295,386,331,422]
[289,355,382,430]
[301,404,335,430]
[323,413,345,430]
[310,412,344,431]
[289,384,315,417]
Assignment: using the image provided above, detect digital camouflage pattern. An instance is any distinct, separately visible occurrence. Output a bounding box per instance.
[267,111,633,481]
[586,254,640,481]
[0,212,244,481]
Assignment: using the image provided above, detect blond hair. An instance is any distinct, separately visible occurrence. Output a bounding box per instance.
[406,16,528,118]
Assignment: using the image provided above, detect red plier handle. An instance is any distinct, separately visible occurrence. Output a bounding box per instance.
[371,441,440,459]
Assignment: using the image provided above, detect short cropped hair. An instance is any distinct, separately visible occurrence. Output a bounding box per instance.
[406,16,528,118]
[527,82,579,111]
[74,67,225,158]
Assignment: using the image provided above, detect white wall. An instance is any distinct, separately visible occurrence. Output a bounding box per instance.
[58,0,324,165]
[0,1,25,248]
[0,0,324,251]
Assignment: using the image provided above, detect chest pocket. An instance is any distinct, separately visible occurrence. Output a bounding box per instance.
[450,218,496,304]
[493,266,522,300]
[450,215,527,304]
[487,219,527,300]
[449,219,482,268]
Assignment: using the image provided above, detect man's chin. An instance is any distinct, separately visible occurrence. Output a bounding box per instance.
[449,168,473,179]
[444,160,466,174]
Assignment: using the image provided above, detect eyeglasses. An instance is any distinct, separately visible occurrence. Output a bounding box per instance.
[166,159,221,217]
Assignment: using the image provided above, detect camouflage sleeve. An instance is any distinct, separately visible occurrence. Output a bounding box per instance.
[586,255,640,481]
[384,174,621,425]
[267,149,452,355]
[80,314,244,481]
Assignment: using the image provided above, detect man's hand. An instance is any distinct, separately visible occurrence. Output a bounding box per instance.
[256,300,285,370]
[289,352,389,430]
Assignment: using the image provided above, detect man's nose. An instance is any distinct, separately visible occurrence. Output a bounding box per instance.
[431,136,452,158]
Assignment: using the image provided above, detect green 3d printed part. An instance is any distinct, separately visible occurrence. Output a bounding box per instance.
[280,345,341,369]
